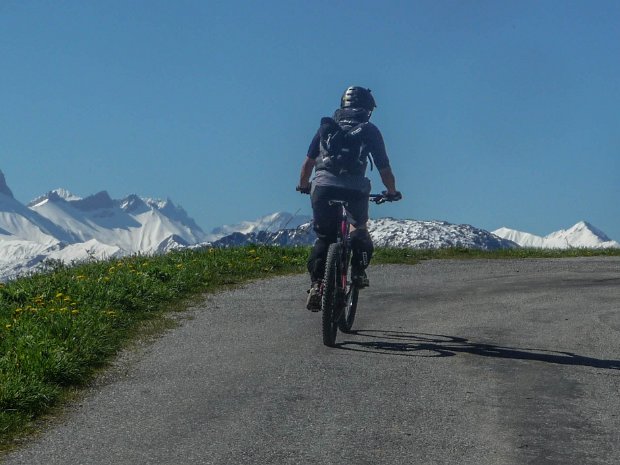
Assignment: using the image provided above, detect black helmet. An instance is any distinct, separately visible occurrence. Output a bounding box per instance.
[340,86,376,111]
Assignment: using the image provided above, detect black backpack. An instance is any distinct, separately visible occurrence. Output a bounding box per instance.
[317,117,370,175]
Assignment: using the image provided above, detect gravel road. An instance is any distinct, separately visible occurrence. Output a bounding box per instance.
[3,257,620,465]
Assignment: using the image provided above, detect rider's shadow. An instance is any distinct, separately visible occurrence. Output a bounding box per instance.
[337,330,620,370]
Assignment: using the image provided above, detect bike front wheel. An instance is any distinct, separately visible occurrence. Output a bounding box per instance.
[321,242,342,347]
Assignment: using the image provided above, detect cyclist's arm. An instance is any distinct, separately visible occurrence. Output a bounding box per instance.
[366,124,398,195]
[299,132,320,190]
[379,166,398,195]
[298,156,316,190]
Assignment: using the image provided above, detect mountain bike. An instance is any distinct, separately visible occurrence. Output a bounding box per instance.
[321,193,390,347]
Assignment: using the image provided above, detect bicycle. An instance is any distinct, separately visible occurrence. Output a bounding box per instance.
[320,193,391,347]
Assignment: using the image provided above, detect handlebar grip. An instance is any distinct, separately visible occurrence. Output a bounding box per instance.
[385,191,402,202]
[369,191,402,204]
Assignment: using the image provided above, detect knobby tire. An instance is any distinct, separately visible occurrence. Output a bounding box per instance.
[322,242,342,347]
[338,283,359,333]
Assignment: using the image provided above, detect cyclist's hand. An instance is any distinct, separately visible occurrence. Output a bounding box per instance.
[382,190,402,202]
[296,184,311,195]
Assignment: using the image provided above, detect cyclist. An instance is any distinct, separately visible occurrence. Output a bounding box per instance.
[297,86,402,311]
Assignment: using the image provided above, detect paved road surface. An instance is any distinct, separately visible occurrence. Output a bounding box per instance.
[3,257,620,465]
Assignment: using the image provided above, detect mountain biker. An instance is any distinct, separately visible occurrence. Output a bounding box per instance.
[297,86,402,311]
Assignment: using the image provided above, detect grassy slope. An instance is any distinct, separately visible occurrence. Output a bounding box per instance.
[1,245,619,448]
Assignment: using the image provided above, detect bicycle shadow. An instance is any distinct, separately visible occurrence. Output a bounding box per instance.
[336,330,620,370]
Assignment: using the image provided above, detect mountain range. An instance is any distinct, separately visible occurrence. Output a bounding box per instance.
[1,170,617,281]
[492,222,620,249]
[0,170,208,280]
[207,218,519,250]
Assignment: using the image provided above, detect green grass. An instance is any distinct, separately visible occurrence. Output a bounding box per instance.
[1,245,619,449]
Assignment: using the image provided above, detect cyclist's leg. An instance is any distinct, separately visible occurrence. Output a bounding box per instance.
[307,238,331,283]
[306,186,341,310]
[308,186,340,282]
[344,190,374,286]
[350,227,374,269]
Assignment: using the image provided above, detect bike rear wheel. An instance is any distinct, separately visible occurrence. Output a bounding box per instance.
[338,283,359,333]
[322,242,342,347]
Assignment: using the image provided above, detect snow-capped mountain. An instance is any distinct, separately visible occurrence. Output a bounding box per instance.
[493,221,620,249]
[369,219,516,249]
[208,212,312,240]
[208,223,315,248]
[0,170,14,198]
[0,170,207,280]
[0,175,76,244]
[27,190,206,252]
[211,217,619,251]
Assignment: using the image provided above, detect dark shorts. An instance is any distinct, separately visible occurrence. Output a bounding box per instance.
[310,185,369,240]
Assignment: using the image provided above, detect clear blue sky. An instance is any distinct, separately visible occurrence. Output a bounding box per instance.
[1,0,618,240]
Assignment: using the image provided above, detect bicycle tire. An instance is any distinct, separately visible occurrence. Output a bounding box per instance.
[322,242,342,347]
[338,284,359,333]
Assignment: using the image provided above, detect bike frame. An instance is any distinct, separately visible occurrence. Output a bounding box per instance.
[327,199,352,291]
[326,194,385,294]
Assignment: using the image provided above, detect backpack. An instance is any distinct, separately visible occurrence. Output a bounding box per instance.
[317,117,370,175]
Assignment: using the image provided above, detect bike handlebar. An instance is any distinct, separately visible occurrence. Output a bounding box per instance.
[296,184,402,204]
[369,194,388,204]
[370,192,402,204]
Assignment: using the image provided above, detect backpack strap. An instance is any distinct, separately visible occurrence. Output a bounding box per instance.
[367,152,374,171]
[319,117,339,138]
[344,122,373,170]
